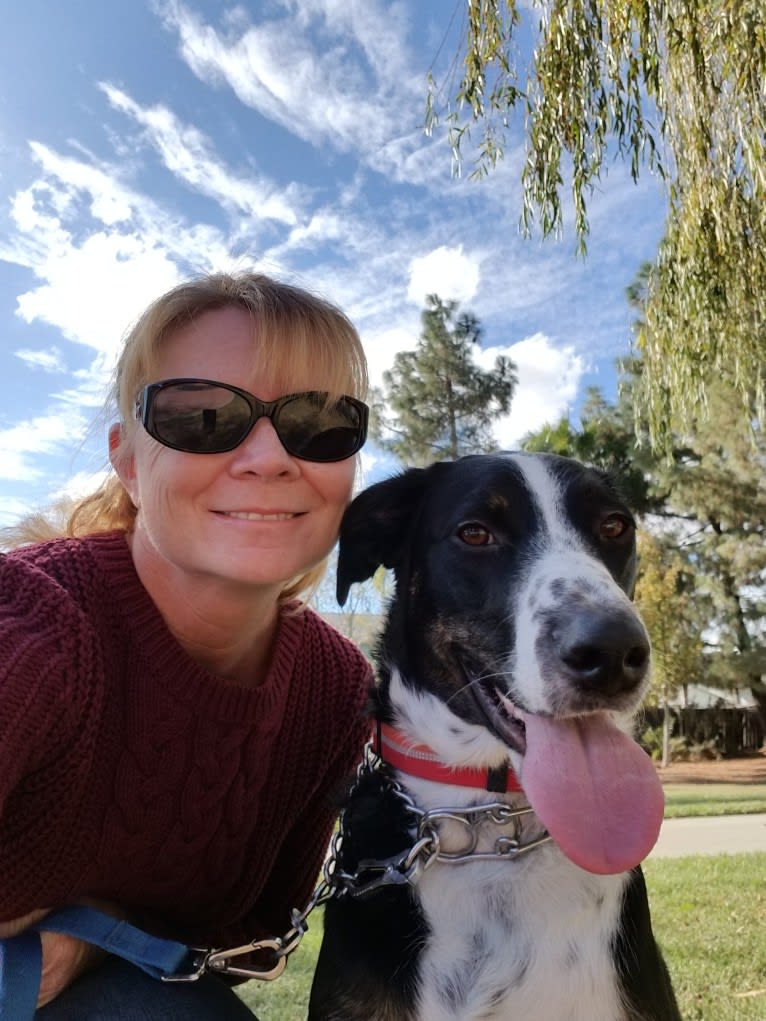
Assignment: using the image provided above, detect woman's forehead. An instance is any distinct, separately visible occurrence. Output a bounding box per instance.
[151,307,347,393]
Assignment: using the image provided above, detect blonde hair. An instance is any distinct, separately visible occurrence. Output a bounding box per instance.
[6,272,368,601]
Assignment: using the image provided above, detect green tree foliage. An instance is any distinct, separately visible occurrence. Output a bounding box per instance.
[635,532,703,710]
[658,384,766,711]
[426,0,766,442]
[635,531,703,765]
[523,377,658,514]
[372,294,517,465]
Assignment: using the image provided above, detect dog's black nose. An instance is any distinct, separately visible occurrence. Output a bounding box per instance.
[556,608,650,696]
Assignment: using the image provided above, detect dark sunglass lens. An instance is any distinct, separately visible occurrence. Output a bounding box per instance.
[150,383,252,452]
[278,395,363,461]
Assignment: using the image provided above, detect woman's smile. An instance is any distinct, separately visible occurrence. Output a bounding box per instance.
[213,510,303,521]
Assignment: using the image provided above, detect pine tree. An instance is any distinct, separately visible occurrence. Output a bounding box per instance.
[372,294,517,466]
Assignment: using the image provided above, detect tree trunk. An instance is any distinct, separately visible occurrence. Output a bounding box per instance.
[445,378,459,458]
[661,700,671,767]
[750,679,766,732]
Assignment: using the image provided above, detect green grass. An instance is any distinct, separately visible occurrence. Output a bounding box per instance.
[663,783,766,818]
[238,915,322,1020]
[644,853,766,1021]
[238,854,766,1021]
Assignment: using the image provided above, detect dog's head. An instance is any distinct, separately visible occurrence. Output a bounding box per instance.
[339,451,647,729]
[338,452,662,874]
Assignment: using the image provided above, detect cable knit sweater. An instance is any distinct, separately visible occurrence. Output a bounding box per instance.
[0,530,373,948]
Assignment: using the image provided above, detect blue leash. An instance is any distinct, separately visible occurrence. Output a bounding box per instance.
[0,906,197,1020]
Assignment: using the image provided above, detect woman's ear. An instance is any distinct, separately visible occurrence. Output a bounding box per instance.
[108,423,122,459]
[108,424,138,500]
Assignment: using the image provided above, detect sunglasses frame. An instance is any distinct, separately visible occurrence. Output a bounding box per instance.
[135,378,369,462]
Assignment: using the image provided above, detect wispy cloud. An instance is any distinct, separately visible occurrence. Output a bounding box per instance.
[0,496,37,528]
[100,83,307,227]
[14,346,66,373]
[50,468,111,503]
[0,406,89,482]
[155,0,428,177]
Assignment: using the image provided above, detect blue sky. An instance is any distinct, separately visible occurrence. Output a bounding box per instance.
[0,0,668,526]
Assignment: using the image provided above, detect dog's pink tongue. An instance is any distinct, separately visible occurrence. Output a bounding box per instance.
[519,711,664,875]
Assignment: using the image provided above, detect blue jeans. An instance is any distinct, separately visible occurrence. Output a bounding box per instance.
[36,957,258,1020]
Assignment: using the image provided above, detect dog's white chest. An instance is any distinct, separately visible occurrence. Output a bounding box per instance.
[414,849,629,1021]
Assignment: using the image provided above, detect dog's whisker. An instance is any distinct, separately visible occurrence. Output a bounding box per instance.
[444,672,511,710]
[444,677,487,708]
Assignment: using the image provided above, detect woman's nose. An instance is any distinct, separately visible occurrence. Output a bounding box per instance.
[227,417,300,477]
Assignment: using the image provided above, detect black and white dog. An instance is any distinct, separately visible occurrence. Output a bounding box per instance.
[309,452,680,1021]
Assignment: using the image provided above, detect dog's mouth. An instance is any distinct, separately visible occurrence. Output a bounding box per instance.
[460,663,665,876]
[470,678,527,757]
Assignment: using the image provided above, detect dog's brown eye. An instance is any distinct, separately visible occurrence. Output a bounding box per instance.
[458,523,493,546]
[599,514,631,540]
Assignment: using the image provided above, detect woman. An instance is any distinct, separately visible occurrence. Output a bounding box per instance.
[0,272,374,1018]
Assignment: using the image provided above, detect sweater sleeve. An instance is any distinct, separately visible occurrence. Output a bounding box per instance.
[0,553,103,915]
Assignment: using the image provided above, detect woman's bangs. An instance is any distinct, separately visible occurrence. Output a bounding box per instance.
[246,308,366,401]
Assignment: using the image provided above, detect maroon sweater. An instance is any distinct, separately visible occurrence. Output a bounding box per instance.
[0,531,372,947]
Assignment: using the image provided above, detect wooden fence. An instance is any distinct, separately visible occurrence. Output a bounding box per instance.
[642,707,764,756]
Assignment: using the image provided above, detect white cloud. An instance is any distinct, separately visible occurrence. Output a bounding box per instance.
[357,446,381,488]
[14,230,181,360]
[0,495,36,529]
[407,245,481,306]
[361,322,584,455]
[280,0,413,82]
[14,347,67,373]
[474,333,585,448]
[361,324,418,387]
[26,142,134,226]
[0,407,89,482]
[0,146,203,491]
[0,141,240,363]
[49,469,111,503]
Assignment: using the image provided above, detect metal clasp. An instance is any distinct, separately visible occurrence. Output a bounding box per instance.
[205,938,287,981]
[160,949,212,983]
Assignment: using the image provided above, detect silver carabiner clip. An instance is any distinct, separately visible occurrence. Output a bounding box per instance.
[205,938,287,981]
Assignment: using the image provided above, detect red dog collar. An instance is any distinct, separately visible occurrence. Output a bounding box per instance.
[373,721,523,795]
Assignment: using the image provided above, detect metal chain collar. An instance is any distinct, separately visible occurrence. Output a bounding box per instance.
[330,743,551,898]
[177,742,550,983]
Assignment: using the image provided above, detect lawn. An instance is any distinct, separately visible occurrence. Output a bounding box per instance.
[663,783,766,818]
[237,852,766,1021]
[238,915,321,1020]
[644,853,766,1021]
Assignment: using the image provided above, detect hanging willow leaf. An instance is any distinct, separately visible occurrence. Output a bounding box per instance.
[428,0,766,444]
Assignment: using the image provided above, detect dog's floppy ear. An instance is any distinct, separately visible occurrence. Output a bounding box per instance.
[337,467,432,605]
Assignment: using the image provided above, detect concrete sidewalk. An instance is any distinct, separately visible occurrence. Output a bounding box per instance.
[648,813,766,859]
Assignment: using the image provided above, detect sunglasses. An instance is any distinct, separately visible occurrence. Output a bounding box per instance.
[135,378,369,462]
